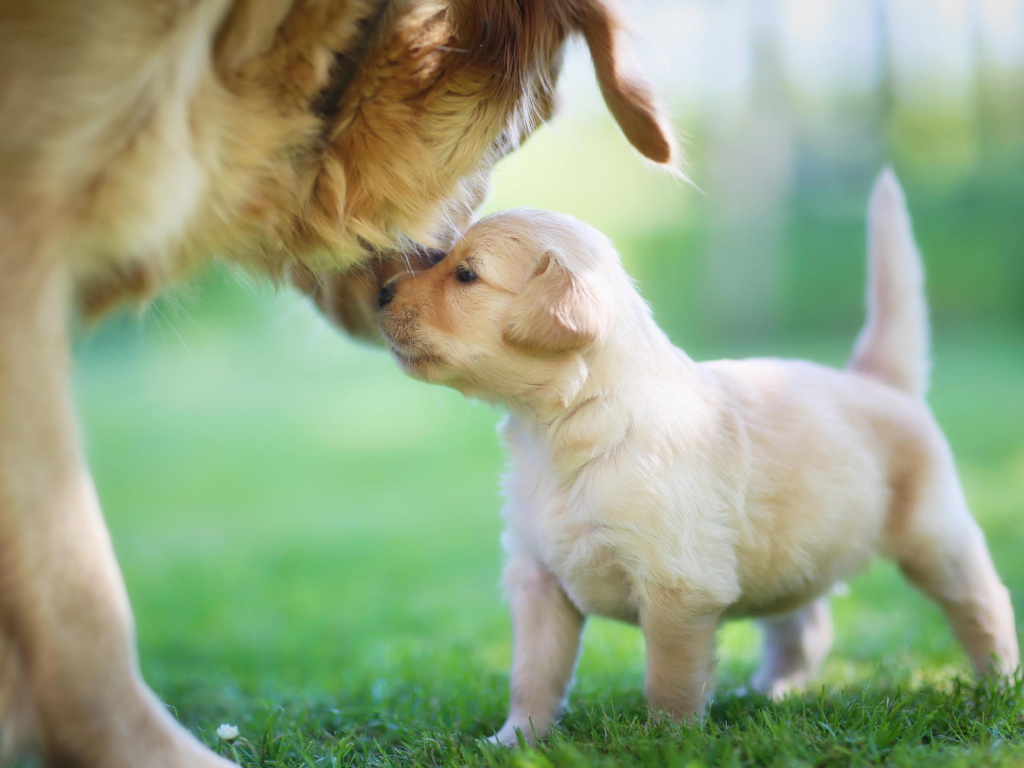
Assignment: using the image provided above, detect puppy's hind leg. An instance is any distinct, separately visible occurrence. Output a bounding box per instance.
[750,598,833,699]
[891,461,1019,678]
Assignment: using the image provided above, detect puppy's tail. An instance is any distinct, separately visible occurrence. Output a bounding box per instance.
[848,169,930,398]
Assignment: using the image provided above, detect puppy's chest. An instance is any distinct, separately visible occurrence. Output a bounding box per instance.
[505,473,640,623]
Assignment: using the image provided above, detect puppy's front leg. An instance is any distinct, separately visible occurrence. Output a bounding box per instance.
[640,593,720,724]
[492,556,584,747]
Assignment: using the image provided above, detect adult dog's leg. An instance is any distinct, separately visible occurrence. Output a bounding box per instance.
[491,557,585,747]
[750,598,833,699]
[0,253,231,766]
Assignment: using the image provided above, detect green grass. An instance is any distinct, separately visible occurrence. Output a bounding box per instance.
[53,271,1024,768]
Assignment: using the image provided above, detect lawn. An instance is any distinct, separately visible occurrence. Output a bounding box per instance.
[53,267,1024,768]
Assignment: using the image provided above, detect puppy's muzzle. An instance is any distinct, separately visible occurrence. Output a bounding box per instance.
[377,246,446,309]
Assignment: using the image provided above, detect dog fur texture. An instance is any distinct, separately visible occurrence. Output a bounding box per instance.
[0,1,675,765]
[379,170,1020,745]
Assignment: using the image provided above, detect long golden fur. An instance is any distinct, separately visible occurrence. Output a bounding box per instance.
[1,0,673,319]
[0,1,674,765]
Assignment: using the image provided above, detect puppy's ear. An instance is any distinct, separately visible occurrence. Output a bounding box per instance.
[579,0,676,165]
[502,251,609,354]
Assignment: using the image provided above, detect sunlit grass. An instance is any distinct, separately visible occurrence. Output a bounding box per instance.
[60,271,1024,767]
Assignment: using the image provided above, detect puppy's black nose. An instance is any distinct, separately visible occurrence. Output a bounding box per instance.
[378,284,396,308]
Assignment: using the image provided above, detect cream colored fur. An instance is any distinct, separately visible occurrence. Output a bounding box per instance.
[379,170,1020,746]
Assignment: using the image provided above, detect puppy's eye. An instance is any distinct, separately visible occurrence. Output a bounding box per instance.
[455,264,478,283]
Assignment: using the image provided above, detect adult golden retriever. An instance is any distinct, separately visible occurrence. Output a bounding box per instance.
[0,0,673,765]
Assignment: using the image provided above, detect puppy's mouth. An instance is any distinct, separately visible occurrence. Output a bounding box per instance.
[381,305,446,373]
[385,340,445,372]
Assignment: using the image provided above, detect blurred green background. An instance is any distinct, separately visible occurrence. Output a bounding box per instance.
[70,0,1022,754]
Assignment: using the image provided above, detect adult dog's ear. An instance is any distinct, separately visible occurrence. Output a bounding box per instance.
[578,0,676,165]
[502,250,610,354]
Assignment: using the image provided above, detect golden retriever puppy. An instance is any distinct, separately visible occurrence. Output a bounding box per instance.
[379,170,1019,745]
[0,1,674,765]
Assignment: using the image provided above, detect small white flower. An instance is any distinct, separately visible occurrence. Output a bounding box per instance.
[216,724,240,742]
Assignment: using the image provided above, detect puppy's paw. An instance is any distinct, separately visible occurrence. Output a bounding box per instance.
[486,722,542,748]
[482,733,508,748]
[750,669,791,700]
[645,706,705,729]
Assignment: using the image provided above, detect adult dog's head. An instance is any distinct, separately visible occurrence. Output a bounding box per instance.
[56,0,671,322]
[277,0,674,338]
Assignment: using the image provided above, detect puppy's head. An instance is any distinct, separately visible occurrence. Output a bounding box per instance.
[379,210,621,402]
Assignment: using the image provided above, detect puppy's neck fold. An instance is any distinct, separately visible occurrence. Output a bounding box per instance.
[507,304,698,475]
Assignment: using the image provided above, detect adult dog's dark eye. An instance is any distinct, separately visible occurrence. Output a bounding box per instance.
[455,264,478,283]
[425,249,446,267]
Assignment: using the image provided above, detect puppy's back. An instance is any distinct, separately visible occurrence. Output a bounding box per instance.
[705,357,945,608]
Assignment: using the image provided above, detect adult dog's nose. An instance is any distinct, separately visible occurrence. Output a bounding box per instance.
[378,284,395,308]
